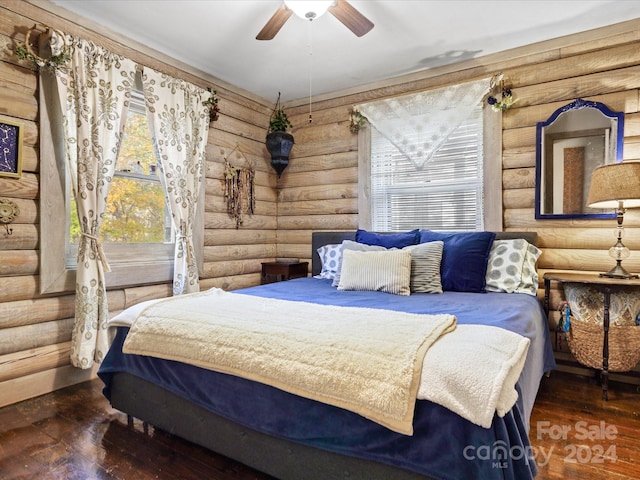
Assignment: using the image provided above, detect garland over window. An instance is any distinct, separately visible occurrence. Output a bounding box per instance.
[223,150,255,228]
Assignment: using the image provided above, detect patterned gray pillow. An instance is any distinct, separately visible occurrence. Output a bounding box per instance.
[404,241,444,294]
[515,243,542,296]
[315,243,342,280]
[485,239,528,293]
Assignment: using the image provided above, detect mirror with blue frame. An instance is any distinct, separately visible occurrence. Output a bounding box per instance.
[535,98,624,219]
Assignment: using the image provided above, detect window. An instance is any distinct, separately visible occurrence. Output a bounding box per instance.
[40,77,204,294]
[359,89,502,233]
[69,90,170,245]
[370,104,484,232]
[62,88,175,285]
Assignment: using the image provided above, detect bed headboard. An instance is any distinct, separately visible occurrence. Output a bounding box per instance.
[311,231,538,276]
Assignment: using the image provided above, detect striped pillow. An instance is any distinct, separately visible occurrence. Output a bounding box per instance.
[331,240,387,287]
[337,249,412,296]
[404,241,444,293]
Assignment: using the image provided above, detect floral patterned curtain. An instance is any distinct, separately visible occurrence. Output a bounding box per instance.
[53,34,136,368]
[142,67,211,295]
[356,77,493,169]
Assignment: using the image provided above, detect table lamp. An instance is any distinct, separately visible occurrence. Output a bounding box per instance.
[587,161,640,279]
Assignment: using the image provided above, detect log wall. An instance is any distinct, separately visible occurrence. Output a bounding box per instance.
[0,0,277,407]
[1,0,640,406]
[277,19,640,371]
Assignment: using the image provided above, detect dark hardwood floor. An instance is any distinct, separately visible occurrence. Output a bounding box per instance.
[0,371,639,480]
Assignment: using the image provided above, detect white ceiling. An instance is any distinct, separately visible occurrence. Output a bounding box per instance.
[49,0,640,103]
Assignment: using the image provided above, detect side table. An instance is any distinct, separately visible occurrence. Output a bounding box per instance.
[544,272,640,400]
[261,261,309,285]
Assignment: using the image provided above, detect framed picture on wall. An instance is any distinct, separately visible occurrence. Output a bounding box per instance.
[0,118,23,178]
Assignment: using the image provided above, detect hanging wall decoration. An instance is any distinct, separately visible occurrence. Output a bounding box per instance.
[14,24,70,70]
[223,146,255,228]
[486,74,516,112]
[203,88,220,123]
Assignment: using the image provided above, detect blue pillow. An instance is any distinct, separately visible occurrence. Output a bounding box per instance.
[355,229,420,249]
[419,230,496,292]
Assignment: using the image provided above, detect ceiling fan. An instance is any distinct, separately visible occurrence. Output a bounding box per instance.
[256,0,374,40]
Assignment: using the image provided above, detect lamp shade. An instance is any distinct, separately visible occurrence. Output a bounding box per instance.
[587,161,640,209]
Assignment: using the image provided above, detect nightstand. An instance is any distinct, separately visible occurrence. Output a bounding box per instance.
[544,272,640,400]
[261,261,309,285]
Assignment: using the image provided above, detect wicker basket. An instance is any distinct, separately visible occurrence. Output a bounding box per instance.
[567,319,640,372]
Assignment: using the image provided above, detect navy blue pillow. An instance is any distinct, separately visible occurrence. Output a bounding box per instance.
[355,229,420,249]
[419,230,496,292]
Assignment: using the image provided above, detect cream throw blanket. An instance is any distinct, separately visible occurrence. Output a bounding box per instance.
[122,288,456,435]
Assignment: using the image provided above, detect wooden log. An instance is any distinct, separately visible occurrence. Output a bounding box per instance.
[0,250,38,276]
[277,214,358,231]
[273,229,313,245]
[0,364,97,409]
[203,244,277,263]
[502,149,535,170]
[282,151,358,174]
[503,188,535,209]
[503,167,535,190]
[533,227,640,250]
[0,341,71,382]
[503,126,536,151]
[0,83,38,120]
[0,198,38,225]
[0,295,75,329]
[276,243,312,262]
[122,283,172,309]
[502,91,636,130]
[278,184,358,202]
[514,65,640,108]
[538,248,640,272]
[277,198,358,216]
[276,167,358,188]
[0,275,38,302]
[508,42,640,90]
[503,208,636,229]
[204,229,276,247]
[206,194,275,217]
[204,212,276,230]
[0,172,38,200]
[0,318,74,356]
[199,273,261,292]
[201,259,262,278]
[0,224,38,250]
[206,132,270,164]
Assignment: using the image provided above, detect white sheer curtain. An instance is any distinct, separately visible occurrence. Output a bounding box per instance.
[357,77,493,169]
[142,67,212,295]
[54,34,136,368]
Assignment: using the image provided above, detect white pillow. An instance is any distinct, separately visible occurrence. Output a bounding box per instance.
[404,241,444,294]
[337,249,412,296]
[314,243,342,280]
[515,243,542,296]
[485,239,529,293]
[331,240,387,287]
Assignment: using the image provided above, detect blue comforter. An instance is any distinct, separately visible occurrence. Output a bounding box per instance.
[99,277,556,480]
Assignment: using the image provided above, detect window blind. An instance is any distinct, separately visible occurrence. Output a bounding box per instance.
[370,103,484,232]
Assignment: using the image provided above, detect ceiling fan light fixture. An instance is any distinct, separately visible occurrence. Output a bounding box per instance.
[284,0,334,20]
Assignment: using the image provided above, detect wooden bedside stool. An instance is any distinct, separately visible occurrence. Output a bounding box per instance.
[261,261,309,285]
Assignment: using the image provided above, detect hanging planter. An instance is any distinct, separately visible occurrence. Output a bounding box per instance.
[266,93,294,178]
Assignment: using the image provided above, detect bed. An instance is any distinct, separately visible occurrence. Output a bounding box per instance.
[98,230,556,480]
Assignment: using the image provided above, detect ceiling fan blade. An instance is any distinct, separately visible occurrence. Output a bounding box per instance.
[328,0,374,37]
[256,5,293,40]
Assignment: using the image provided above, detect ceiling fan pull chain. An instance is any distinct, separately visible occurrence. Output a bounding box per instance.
[308,19,313,124]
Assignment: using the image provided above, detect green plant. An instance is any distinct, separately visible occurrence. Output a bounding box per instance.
[268,93,292,133]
